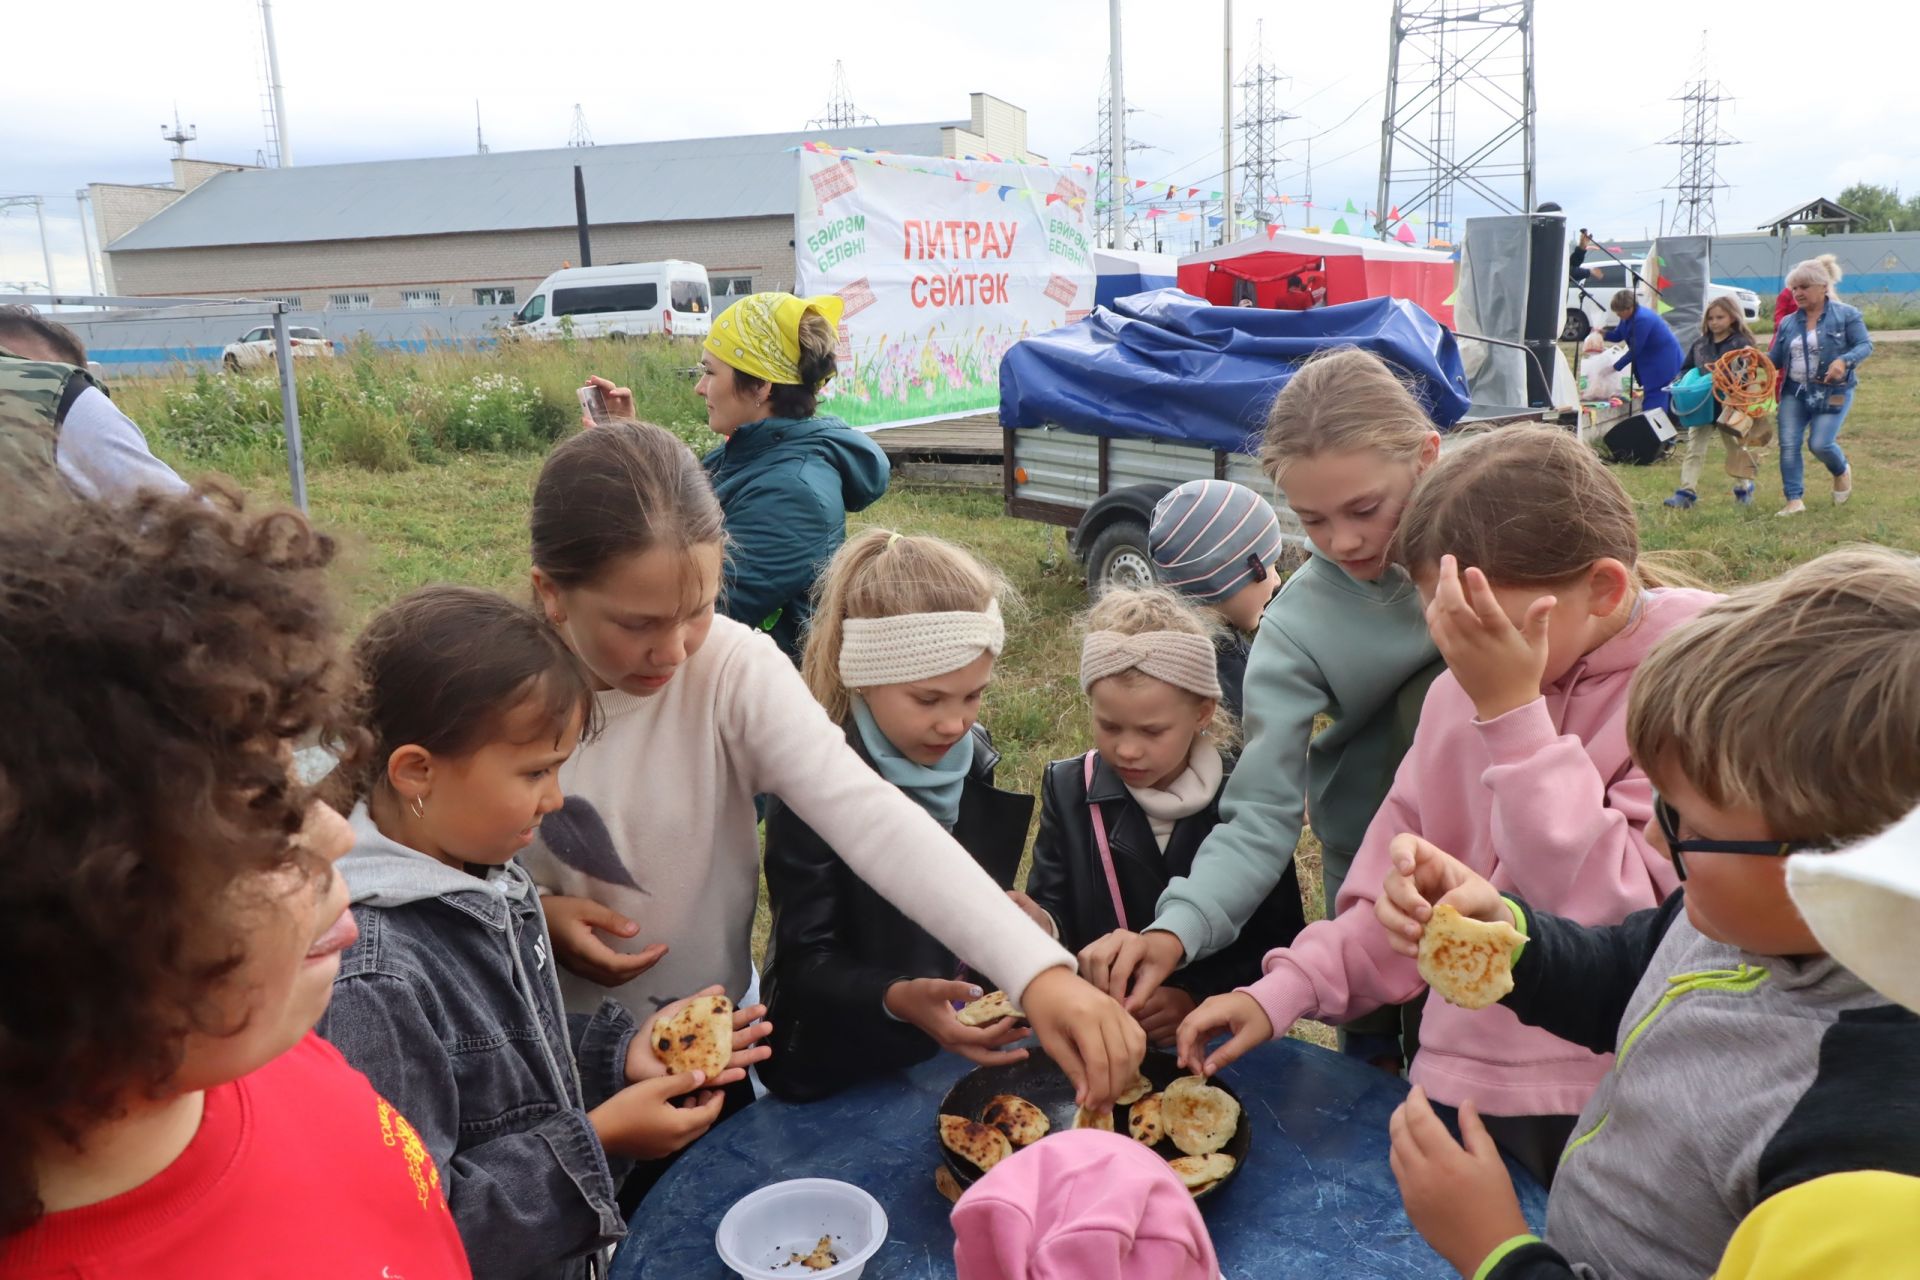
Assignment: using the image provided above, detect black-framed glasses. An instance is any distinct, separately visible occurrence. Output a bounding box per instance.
[1653,792,1820,881]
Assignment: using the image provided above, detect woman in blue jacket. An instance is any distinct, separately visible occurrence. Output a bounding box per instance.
[1768,255,1873,517]
[1599,288,1686,415]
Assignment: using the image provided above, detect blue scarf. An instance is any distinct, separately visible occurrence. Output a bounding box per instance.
[850,696,974,829]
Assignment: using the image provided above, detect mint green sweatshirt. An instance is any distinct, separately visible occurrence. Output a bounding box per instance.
[1152,545,1440,962]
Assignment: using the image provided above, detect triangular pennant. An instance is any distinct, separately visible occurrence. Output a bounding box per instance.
[1187,187,1200,198]
[998,185,1013,200]
[1443,288,1458,306]
[1135,179,1148,188]
[1208,215,1223,227]
[976,182,992,193]
[1656,299,1675,315]
[1045,193,1062,205]
[1267,224,1280,239]
[1332,217,1350,235]
[1656,275,1672,290]
[1177,211,1194,222]
[1278,194,1291,206]
[1395,222,1417,243]
[1344,198,1358,213]
[1147,208,1164,219]
[1166,186,1177,200]
[1388,205,1401,221]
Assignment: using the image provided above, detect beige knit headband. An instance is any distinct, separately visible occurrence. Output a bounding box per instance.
[1079,630,1223,701]
[839,599,1006,688]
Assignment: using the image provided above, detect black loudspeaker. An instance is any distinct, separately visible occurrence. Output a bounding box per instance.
[1522,216,1567,407]
[1603,409,1678,465]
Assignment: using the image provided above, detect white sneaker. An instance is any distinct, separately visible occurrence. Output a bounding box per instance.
[1834,469,1854,505]
[1777,500,1807,517]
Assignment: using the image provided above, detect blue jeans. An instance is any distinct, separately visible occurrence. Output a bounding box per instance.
[1777,383,1853,501]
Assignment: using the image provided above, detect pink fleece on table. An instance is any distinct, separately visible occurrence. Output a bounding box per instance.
[1243,589,1715,1117]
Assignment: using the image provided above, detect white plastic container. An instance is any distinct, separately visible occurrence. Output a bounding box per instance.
[714,1178,888,1280]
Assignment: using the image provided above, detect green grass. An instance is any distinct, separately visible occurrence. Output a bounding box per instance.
[194,340,1919,1043]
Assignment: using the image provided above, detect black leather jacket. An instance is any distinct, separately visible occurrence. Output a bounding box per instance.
[1026,750,1306,1001]
[759,723,1034,1102]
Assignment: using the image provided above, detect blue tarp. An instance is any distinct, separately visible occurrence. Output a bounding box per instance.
[1000,289,1472,452]
[1094,271,1177,308]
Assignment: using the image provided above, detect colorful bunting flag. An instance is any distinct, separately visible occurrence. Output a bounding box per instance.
[1388,205,1401,221]
[1442,287,1459,306]
[1332,218,1350,235]
[1344,198,1358,213]
[1656,299,1674,315]
[1395,222,1417,244]
[976,182,992,194]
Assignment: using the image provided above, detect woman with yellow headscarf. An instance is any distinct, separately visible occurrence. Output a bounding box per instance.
[694,292,890,661]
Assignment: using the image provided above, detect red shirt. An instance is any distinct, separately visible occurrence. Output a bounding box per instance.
[2,1034,471,1280]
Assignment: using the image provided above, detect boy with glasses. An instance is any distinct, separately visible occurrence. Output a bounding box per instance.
[1362,545,1920,1279]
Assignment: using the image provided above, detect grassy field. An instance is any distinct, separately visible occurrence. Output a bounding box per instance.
[140,340,1920,1020]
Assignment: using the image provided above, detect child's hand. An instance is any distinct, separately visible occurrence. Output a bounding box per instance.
[884,978,1032,1068]
[1078,928,1186,1010]
[1389,1087,1531,1277]
[542,895,668,987]
[1425,554,1553,722]
[1006,890,1057,936]
[1021,966,1148,1111]
[628,984,774,1083]
[1376,834,1510,959]
[588,1069,725,1160]
[1174,991,1274,1077]
[1134,985,1196,1047]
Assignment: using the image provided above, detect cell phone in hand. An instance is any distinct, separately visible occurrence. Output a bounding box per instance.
[578,384,611,426]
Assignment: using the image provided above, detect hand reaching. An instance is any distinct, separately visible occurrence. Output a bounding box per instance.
[884,978,1031,1068]
[1077,928,1186,1010]
[1375,834,1510,959]
[1021,966,1147,1111]
[542,895,667,987]
[628,984,773,1084]
[1389,1087,1530,1277]
[1134,985,1196,1047]
[1174,991,1274,1078]
[587,1070,725,1160]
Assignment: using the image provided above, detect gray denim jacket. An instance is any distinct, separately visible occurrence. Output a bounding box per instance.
[317,805,639,1280]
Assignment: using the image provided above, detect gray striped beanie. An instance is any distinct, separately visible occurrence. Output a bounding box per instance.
[1149,480,1283,604]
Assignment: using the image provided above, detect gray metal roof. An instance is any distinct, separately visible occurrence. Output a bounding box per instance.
[107,121,960,252]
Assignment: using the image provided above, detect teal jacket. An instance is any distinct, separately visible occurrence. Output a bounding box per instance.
[1152,545,1441,962]
[702,415,890,661]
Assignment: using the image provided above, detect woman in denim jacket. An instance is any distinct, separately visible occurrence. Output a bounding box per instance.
[1769,254,1873,516]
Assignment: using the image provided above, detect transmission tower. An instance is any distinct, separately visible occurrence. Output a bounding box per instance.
[1376,0,1535,241]
[567,104,594,148]
[475,101,489,155]
[808,62,878,130]
[1236,23,1298,228]
[1661,36,1737,234]
[1074,64,1154,249]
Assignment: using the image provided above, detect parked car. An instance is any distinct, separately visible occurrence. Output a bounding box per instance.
[223,325,334,371]
[1562,260,1760,341]
[508,261,713,341]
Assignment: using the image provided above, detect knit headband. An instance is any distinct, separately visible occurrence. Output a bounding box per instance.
[1079,630,1223,701]
[839,599,1006,688]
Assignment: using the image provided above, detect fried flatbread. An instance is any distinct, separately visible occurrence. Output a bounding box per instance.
[1162,1075,1239,1156]
[1418,904,1529,1011]
[940,1113,1013,1172]
[1169,1152,1236,1194]
[981,1094,1050,1147]
[1115,1072,1154,1107]
[934,1165,965,1204]
[1071,1105,1115,1132]
[1127,1092,1164,1146]
[956,989,1021,1028]
[650,993,731,1077]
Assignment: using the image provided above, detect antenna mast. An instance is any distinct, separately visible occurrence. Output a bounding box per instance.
[258,0,291,165]
[475,101,489,155]
[161,107,198,160]
[567,104,595,148]
[808,61,878,130]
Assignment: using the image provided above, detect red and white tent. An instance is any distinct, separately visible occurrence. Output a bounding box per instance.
[1177,229,1454,325]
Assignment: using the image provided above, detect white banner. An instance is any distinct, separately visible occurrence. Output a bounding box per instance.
[795,148,1097,430]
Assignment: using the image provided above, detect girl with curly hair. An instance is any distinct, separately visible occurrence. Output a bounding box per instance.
[0,488,469,1278]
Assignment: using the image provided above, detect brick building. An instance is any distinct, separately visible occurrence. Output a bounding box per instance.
[92,94,1041,313]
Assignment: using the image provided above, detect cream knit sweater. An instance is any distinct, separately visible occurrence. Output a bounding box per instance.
[521,616,1071,1019]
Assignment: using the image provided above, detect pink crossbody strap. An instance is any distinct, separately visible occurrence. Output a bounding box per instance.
[1084,750,1129,931]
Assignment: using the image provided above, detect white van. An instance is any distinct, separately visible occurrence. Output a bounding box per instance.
[510,261,713,340]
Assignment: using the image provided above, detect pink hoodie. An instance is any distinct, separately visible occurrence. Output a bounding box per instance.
[1243,588,1717,1117]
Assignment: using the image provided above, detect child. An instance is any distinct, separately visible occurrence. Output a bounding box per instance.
[1664,295,1761,510]
[1598,288,1685,416]
[760,530,1035,1101]
[1177,427,1715,1187]
[516,420,1144,1109]
[0,488,469,1278]
[316,585,771,1278]
[1023,587,1305,1046]
[1147,478,1287,721]
[1083,348,1447,1073]
[1378,546,1920,1279]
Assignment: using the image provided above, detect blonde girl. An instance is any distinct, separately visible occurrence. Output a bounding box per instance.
[1665,295,1761,510]
[1082,347,1446,1072]
[1022,588,1304,1047]
[759,529,1038,1100]
[1177,427,1716,1187]
[517,422,1144,1112]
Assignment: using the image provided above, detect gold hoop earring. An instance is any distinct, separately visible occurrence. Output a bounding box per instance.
[410,793,427,819]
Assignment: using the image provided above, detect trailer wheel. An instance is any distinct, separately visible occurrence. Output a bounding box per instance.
[1561,308,1590,343]
[1084,519,1155,597]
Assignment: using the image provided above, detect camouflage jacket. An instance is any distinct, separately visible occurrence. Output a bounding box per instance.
[0,343,98,500]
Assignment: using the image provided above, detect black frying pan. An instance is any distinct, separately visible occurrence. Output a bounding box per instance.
[937,1048,1251,1201]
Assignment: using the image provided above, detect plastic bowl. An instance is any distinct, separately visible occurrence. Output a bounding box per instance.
[714,1178,888,1280]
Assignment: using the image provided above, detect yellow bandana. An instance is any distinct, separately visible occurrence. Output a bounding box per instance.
[703,292,846,386]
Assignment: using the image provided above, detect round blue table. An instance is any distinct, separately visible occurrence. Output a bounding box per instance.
[613,1038,1549,1278]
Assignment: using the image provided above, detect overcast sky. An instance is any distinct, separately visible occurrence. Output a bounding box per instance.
[4,0,1913,292]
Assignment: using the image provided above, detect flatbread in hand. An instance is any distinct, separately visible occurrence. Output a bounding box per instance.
[956,989,1022,1028]
[1169,1152,1236,1193]
[940,1114,1014,1172]
[1115,1072,1154,1106]
[982,1094,1050,1147]
[1418,904,1528,1010]
[1127,1093,1164,1146]
[650,994,732,1077]
[1162,1075,1239,1156]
